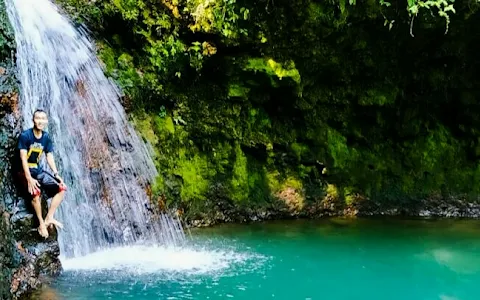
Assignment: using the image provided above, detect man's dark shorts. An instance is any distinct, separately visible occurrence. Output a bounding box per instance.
[14,169,61,200]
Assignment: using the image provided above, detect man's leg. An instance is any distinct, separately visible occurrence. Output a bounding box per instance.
[38,172,65,230]
[45,190,65,229]
[14,171,48,238]
[32,195,48,238]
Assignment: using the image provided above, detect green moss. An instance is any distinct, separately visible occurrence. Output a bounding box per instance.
[327,128,358,169]
[111,0,141,20]
[326,184,339,199]
[59,0,480,215]
[132,114,159,146]
[344,187,355,204]
[359,87,398,106]
[165,116,175,134]
[98,44,117,76]
[307,2,325,20]
[0,0,14,60]
[266,171,280,192]
[291,143,309,161]
[153,115,175,136]
[267,171,303,193]
[284,177,303,191]
[230,144,249,202]
[174,148,212,201]
[244,58,301,84]
[151,172,166,196]
[228,83,250,98]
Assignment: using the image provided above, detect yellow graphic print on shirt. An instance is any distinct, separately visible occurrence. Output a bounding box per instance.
[27,142,44,168]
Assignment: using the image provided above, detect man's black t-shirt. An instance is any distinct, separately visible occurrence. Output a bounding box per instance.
[15,128,54,175]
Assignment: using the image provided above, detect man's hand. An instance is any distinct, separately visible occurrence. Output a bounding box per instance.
[54,174,64,185]
[27,176,40,195]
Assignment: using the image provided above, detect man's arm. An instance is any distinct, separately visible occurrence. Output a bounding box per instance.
[20,149,32,179]
[45,136,63,183]
[46,153,59,175]
[46,153,64,185]
[18,133,30,177]
[20,149,40,194]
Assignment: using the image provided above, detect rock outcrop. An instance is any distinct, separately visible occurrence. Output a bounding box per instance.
[0,65,62,300]
[184,185,480,228]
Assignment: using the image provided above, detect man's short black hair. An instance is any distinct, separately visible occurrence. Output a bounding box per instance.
[33,108,47,118]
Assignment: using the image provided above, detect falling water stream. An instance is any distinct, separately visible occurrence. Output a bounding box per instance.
[5,0,186,258]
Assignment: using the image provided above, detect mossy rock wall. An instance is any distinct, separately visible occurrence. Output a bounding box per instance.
[54,0,480,218]
[0,0,16,294]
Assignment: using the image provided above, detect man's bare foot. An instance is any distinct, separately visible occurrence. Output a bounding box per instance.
[45,217,63,230]
[38,222,49,238]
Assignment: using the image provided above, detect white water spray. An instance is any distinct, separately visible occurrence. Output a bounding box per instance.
[5,0,186,258]
[61,245,257,275]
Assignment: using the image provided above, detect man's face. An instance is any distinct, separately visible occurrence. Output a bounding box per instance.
[33,111,48,130]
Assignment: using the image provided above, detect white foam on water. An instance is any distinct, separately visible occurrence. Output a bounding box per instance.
[61,244,263,275]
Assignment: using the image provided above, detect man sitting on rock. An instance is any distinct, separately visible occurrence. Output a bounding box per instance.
[14,109,66,238]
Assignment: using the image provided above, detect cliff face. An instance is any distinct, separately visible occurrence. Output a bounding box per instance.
[0,22,18,295]
[1,2,62,298]
[53,0,480,220]
[0,206,13,299]
[0,68,62,300]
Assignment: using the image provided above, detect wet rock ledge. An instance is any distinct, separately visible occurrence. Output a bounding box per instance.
[1,72,62,300]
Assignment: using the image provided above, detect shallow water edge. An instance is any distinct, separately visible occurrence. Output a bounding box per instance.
[184,194,480,228]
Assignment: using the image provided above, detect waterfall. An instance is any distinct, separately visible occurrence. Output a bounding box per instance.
[5,0,186,258]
